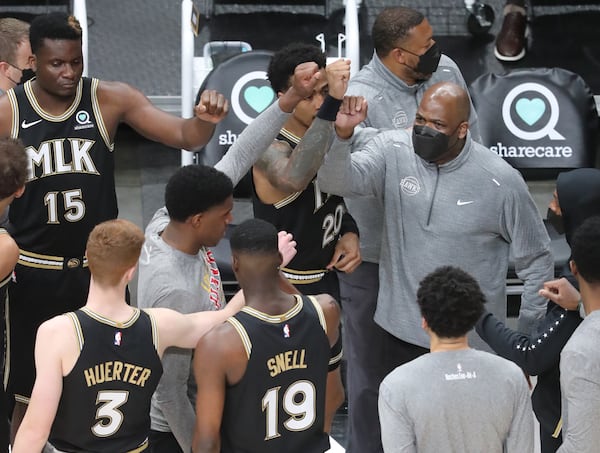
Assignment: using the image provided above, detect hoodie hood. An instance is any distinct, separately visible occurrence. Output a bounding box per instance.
[557,168,600,246]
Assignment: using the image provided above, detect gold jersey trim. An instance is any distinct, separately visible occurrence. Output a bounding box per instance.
[66,312,84,351]
[552,417,562,438]
[144,310,160,353]
[7,88,19,139]
[279,127,301,145]
[308,296,327,334]
[14,394,30,404]
[227,317,252,360]
[91,78,114,151]
[80,307,140,329]
[281,267,327,285]
[50,438,148,453]
[242,294,303,323]
[273,190,303,209]
[18,249,89,270]
[0,274,10,289]
[24,78,83,122]
[3,294,9,390]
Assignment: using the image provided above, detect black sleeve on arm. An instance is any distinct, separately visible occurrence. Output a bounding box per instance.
[339,211,359,237]
[475,305,582,375]
[328,334,343,372]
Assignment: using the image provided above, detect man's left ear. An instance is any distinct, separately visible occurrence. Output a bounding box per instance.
[458,122,469,139]
[569,259,579,277]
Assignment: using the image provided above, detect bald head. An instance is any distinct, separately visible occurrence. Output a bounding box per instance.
[421,82,470,123]
[413,82,471,164]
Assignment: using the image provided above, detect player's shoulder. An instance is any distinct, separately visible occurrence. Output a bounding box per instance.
[37,312,76,341]
[0,231,19,267]
[95,79,146,106]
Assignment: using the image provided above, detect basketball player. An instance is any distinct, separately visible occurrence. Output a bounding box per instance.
[12,219,244,452]
[0,138,28,453]
[192,218,344,453]
[0,11,230,436]
[252,43,361,302]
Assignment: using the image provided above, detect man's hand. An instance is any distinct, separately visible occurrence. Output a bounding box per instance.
[279,62,321,112]
[278,230,297,268]
[194,90,229,124]
[538,277,581,311]
[326,59,351,100]
[335,95,367,139]
[327,232,361,273]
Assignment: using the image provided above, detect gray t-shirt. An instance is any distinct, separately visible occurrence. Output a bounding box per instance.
[137,208,224,446]
[558,310,600,452]
[136,100,292,451]
[379,348,533,453]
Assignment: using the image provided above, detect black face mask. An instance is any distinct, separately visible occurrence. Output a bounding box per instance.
[18,68,36,85]
[546,208,565,235]
[401,42,441,76]
[412,125,454,162]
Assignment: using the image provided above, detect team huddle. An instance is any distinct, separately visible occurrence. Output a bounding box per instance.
[0,7,599,453]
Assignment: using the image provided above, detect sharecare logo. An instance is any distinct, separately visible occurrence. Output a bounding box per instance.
[501,83,565,141]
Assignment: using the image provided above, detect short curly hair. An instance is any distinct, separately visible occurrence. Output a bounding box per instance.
[571,216,600,285]
[417,266,485,338]
[230,218,278,255]
[30,12,82,54]
[165,165,233,222]
[267,42,326,94]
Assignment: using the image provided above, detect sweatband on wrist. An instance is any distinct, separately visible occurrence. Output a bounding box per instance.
[316,95,343,122]
[328,334,343,372]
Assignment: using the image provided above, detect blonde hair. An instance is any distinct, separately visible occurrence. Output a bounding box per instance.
[86,219,145,286]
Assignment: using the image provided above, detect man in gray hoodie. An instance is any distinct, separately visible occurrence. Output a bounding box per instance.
[319,82,552,451]
[341,7,482,452]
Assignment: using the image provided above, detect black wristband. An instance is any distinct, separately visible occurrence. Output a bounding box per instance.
[316,95,343,122]
[328,334,343,372]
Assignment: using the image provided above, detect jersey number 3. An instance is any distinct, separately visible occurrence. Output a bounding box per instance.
[262,380,316,441]
[92,390,129,437]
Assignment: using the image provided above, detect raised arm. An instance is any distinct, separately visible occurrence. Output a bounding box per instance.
[97,81,227,150]
[253,60,350,197]
[216,62,322,186]
[12,317,71,452]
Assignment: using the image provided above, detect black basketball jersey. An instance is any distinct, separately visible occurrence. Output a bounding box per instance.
[0,229,9,304]
[49,307,163,452]
[252,129,349,284]
[0,229,9,374]
[6,78,117,257]
[221,295,331,453]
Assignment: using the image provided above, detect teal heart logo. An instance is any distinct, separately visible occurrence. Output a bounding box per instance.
[244,86,275,113]
[515,98,546,126]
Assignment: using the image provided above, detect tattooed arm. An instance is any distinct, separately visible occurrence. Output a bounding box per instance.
[253,59,350,202]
